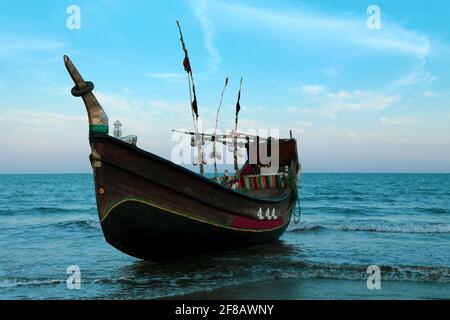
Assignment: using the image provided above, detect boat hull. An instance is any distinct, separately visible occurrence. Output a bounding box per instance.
[101,199,291,259]
[89,133,298,259]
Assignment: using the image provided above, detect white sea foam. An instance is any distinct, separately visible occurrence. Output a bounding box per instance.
[288,221,450,234]
[0,278,64,289]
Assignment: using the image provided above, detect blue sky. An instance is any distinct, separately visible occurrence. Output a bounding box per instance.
[0,0,449,173]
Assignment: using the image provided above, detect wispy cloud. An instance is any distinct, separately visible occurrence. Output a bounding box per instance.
[422,91,450,98]
[213,1,432,59]
[190,0,222,73]
[92,92,193,136]
[0,33,66,56]
[295,84,400,117]
[1,111,84,127]
[394,61,436,87]
[380,116,420,126]
[123,87,133,94]
[147,72,186,82]
[299,84,327,96]
[326,90,400,113]
[96,92,133,112]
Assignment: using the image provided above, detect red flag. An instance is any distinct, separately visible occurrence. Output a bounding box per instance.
[183,56,191,73]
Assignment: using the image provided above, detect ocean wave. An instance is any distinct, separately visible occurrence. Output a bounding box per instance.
[34,206,97,213]
[0,206,97,215]
[287,223,324,232]
[8,218,102,231]
[2,262,447,297]
[302,205,449,215]
[55,219,101,230]
[418,207,448,214]
[265,261,450,283]
[37,218,101,230]
[288,222,450,234]
[0,278,64,289]
[79,263,450,292]
[301,206,374,215]
[0,276,143,290]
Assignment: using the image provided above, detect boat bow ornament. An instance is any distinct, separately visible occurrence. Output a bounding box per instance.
[64,55,109,134]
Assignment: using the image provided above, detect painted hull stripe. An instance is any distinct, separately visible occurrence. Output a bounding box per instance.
[89,124,109,133]
[100,197,291,233]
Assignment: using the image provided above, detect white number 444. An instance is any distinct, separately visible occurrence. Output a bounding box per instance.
[257,208,277,220]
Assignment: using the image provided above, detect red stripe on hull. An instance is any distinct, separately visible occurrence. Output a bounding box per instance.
[231,215,284,229]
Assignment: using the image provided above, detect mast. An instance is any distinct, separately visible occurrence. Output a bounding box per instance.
[212,77,228,180]
[176,20,204,176]
[233,78,243,177]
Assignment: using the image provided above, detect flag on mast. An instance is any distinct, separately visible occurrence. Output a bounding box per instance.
[176,20,198,119]
[192,84,199,119]
[233,77,243,177]
[235,77,243,124]
[177,20,191,74]
[183,56,191,74]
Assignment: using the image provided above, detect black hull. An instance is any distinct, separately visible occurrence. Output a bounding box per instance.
[101,200,291,259]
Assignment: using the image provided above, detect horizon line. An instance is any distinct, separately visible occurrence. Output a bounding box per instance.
[0,172,449,175]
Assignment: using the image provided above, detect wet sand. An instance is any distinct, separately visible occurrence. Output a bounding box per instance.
[173,278,450,300]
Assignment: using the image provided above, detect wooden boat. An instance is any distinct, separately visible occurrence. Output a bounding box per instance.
[63,55,301,259]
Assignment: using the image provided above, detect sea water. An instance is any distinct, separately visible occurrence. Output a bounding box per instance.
[0,173,449,299]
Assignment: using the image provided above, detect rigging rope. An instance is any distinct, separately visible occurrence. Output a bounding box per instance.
[286,166,302,224]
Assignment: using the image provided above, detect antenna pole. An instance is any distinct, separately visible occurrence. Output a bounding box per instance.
[213,77,228,179]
